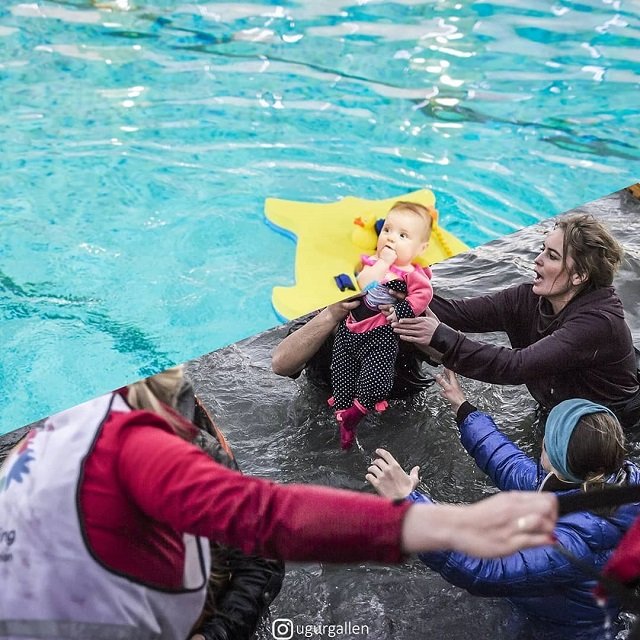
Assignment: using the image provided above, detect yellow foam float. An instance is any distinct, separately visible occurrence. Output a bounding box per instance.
[265,189,469,321]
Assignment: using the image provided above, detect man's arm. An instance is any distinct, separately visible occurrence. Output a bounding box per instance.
[271,300,359,377]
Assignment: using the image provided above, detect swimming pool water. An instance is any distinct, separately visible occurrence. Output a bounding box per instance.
[1,0,639,434]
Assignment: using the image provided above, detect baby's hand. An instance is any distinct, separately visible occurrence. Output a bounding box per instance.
[379,246,397,265]
[381,305,398,324]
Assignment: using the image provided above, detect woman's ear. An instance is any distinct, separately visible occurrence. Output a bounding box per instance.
[570,271,588,286]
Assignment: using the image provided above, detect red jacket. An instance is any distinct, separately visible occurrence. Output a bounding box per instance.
[80,408,410,588]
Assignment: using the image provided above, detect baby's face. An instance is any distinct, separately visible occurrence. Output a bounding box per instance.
[376,208,429,266]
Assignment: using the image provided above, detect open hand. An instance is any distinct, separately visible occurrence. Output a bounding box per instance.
[435,369,466,413]
[366,448,420,500]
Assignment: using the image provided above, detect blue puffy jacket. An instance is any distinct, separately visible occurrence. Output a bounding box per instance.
[412,409,640,639]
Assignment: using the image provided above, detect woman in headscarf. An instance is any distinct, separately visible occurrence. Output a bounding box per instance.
[367,370,640,639]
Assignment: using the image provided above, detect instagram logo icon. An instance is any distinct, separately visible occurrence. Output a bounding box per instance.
[271,618,294,640]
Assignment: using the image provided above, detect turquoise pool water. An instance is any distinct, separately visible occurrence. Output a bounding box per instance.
[1,0,639,434]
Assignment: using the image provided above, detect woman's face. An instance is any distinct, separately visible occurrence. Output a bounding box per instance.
[532,227,583,313]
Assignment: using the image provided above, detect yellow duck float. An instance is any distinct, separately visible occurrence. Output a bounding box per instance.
[265,189,469,321]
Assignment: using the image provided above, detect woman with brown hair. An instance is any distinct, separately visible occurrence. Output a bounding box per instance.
[392,213,640,431]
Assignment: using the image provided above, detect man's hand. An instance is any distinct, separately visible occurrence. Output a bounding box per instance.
[366,448,420,500]
[324,298,361,323]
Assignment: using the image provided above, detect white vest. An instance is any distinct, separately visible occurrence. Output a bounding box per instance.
[0,393,210,640]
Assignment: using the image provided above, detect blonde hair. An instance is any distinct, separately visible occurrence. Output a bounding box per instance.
[127,365,193,436]
[389,201,437,242]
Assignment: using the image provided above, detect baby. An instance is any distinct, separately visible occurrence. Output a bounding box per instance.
[330,201,435,449]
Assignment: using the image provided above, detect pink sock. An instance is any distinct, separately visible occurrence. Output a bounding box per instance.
[335,402,367,450]
[374,400,388,413]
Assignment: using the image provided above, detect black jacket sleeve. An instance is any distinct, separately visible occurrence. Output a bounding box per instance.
[197,546,284,640]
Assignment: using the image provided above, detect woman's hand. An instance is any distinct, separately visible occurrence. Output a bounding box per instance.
[401,491,558,557]
[366,448,420,500]
[435,369,466,414]
[392,307,441,351]
[448,492,558,557]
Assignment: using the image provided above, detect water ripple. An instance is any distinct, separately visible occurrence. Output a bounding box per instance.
[2,0,640,430]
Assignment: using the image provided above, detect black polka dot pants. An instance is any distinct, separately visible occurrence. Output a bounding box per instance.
[331,321,398,411]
